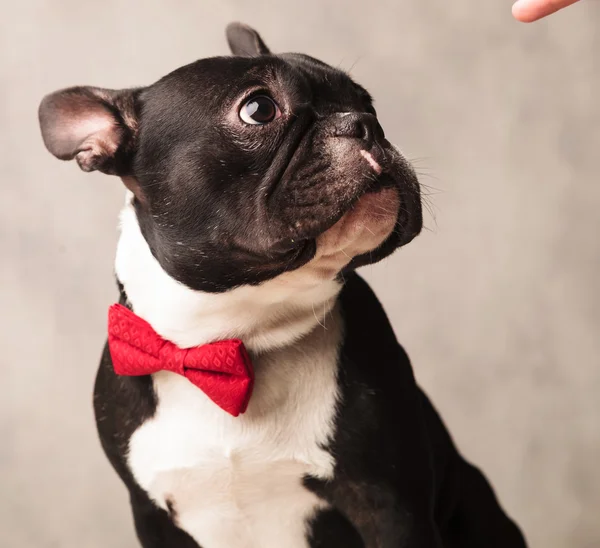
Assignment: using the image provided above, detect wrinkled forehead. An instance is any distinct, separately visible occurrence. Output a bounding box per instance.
[280,53,374,112]
[141,54,373,117]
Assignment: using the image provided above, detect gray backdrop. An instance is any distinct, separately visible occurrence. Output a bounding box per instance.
[1,1,599,546]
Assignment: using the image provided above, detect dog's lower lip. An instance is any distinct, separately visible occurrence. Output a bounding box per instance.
[269,234,314,259]
[281,238,315,270]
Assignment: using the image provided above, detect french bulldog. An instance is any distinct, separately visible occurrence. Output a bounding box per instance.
[38,22,527,548]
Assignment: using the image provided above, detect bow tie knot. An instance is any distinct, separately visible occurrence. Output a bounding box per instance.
[108,304,254,416]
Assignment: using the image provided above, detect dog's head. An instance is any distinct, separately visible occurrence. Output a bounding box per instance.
[39,23,422,292]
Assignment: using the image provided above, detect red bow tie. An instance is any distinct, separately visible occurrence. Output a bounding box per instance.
[107,304,254,417]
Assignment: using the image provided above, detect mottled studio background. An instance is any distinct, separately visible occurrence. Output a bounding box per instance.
[1,1,599,546]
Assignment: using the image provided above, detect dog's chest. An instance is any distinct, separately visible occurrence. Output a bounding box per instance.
[127,321,342,548]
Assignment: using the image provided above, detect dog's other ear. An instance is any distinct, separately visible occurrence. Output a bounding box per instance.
[38,86,139,176]
[226,22,271,56]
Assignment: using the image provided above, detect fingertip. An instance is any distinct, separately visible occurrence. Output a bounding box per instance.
[512,1,538,22]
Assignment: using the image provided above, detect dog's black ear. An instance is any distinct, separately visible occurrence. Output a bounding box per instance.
[226,22,271,56]
[38,86,139,176]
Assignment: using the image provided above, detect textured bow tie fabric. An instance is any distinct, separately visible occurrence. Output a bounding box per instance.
[107,304,254,416]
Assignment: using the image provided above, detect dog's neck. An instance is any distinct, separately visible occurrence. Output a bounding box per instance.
[114,195,342,354]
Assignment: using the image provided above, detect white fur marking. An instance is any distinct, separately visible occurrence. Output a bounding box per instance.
[129,322,341,547]
[360,149,383,175]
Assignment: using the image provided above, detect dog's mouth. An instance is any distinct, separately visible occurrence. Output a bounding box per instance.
[314,145,400,249]
[275,169,413,279]
[270,181,403,282]
[315,185,400,258]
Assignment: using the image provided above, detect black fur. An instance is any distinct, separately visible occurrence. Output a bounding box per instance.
[42,23,527,547]
[305,274,526,547]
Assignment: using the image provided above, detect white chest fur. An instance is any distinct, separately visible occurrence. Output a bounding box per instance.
[127,317,341,548]
[116,197,344,548]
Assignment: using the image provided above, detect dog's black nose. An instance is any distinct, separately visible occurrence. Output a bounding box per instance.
[332,113,384,145]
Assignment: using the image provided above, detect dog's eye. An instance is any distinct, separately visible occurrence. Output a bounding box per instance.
[239,96,279,125]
